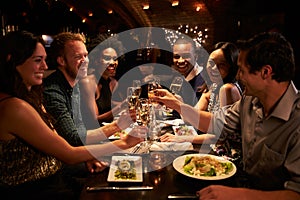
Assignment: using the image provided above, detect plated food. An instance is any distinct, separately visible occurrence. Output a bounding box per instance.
[172,125,198,136]
[107,156,143,182]
[173,154,236,180]
[108,127,131,140]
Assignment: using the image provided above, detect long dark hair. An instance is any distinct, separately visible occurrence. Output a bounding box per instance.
[213,42,239,84]
[0,30,54,129]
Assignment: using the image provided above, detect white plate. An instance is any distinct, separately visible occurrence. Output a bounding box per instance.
[173,153,237,180]
[108,127,132,140]
[172,125,198,136]
[107,155,143,182]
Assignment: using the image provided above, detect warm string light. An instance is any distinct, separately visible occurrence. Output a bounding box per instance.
[163,28,180,46]
[176,25,209,47]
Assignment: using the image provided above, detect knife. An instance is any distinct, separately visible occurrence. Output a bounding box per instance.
[168,194,199,199]
[86,186,154,191]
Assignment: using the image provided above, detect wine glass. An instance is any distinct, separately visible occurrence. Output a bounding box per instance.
[164,76,183,116]
[127,87,139,110]
[136,98,150,127]
[127,86,139,127]
[147,78,160,107]
[132,80,142,97]
[170,76,183,95]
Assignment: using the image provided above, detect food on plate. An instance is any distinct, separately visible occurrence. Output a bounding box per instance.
[183,155,233,177]
[174,125,196,136]
[112,130,127,138]
[114,159,137,180]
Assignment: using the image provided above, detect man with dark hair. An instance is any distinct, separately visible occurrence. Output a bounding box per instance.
[152,31,300,199]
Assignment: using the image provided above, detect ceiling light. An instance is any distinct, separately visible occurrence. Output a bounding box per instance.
[143,4,150,10]
[172,1,179,6]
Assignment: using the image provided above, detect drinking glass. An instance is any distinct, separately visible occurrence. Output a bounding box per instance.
[147,79,160,107]
[127,86,140,127]
[127,87,139,111]
[149,152,167,171]
[170,76,183,94]
[136,98,150,127]
[164,76,183,116]
[132,80,142,97]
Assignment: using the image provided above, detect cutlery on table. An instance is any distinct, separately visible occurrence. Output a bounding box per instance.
[168,194,199,199]
[86,186,153,191]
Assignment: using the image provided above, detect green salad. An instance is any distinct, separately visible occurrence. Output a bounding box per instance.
[183,155,233,177]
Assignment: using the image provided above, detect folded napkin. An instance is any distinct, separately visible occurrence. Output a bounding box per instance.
[157,119,185,127]
[123,141,152,154]
[150,141,193,151]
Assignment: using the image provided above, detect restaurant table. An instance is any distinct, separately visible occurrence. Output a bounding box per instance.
[79,144,244,200]
[80,117,245,200]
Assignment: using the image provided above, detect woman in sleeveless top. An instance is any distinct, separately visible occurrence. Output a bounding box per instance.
[80,34,127,128]
[0,31,144,199]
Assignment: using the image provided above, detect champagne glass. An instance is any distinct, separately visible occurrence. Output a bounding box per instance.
[164,76,183,116]
[147,78,160,107]
[127,87,139,127]
[136,98,150,127]
[127,87,139,110]
[132,80,142,97]
[170,76,183,95]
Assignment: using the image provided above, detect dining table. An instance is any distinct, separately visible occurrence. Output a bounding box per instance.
[79,122,245,200]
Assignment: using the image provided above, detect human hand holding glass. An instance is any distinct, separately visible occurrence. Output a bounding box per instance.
[163,76,183,114]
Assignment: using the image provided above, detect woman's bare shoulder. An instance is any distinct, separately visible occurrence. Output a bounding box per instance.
[0,97,35,116]
[0,97,38,139]
[220,83,235,90]
[220,83,241,94]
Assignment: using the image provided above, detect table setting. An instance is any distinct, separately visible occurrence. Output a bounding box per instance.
[80,84,240,200]
[80,146,240,200]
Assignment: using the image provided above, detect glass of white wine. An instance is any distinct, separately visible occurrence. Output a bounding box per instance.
[147,78,160,108]
[136,98,150,127]
[132,80,142,98]
[127,87,139,110]
[127,87,139,127]
[164,76,183,116]
[170,76,183,95]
